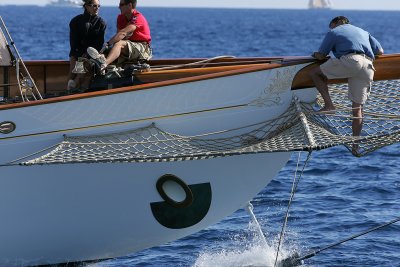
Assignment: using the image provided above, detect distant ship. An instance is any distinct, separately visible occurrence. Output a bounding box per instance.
[46,0,81,7]
[308,0,333,9]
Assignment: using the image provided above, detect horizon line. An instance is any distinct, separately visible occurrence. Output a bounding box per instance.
[0,4,399,11]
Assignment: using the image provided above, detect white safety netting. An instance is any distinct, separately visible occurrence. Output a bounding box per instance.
[19,79,400,165]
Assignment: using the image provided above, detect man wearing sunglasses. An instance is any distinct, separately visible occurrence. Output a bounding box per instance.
[309,16,383,145]
[87,0,152,72]
[68,0,106,91]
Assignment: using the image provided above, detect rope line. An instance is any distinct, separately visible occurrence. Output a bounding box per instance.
[273,151,312,267]
[280,216,400,267]
[300,216,400,261]
[150,55,237,71]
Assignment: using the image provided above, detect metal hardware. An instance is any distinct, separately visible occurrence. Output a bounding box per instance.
[0,121,16,134]
[72,59,88,74]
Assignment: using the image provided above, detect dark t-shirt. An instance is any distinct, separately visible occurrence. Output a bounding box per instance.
[69,11,106,58]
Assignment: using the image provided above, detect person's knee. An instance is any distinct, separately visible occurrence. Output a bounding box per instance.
[317,70,326,80]
[309,67,322,80]
[114,40,127,50]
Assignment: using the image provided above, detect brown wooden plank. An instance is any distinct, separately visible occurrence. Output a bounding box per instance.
[135,63,271,83]
[0,63,284,110]
[4,54,398,110]
[291,54,400,89]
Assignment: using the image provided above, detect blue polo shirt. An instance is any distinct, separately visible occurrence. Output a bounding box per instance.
[318,24,382,59]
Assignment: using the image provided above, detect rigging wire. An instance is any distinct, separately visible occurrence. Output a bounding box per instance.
[0,16,42,101]
[150,55,237,71]
[280,216,400,267]
[273,151,313,267]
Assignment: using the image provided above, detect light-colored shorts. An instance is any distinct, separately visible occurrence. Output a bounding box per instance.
[118,41,152,64]
[320,54,375,104]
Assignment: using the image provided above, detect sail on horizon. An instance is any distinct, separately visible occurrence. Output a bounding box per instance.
[308,0,333,9]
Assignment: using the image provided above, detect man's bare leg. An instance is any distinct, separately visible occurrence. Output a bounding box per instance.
[309,66,336,111]
[67,56,78,90]
[351,102,363,156]
[105,40,129,66]
[352,102,363,136]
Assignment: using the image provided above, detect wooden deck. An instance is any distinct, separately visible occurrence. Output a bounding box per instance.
[1,54,399,110]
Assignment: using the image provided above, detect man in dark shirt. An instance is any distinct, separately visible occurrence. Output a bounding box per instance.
[68,0,106,90]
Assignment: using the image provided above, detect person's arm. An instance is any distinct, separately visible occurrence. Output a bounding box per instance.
[69,18,80,58]
[68,18,79,81]
[94,19,107,52]
[107,24,136,46]
[312,32,334,60]
[370,35,384,56]
[312,52,328,60]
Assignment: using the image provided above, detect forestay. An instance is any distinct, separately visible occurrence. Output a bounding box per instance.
[17,79,400,165]
[0,26,12,66]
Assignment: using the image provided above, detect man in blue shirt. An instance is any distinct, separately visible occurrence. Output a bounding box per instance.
[309,16,383,141]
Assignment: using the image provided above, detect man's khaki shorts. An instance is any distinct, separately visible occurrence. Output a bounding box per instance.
[118,41,152,64]
[320,54,375,104]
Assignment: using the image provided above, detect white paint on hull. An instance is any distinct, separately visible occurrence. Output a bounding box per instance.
[0,152,290,266]
[0,62,316,265]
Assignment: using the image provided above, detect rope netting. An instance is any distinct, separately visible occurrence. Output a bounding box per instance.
[19,79,399,165]
[312,79,400,156]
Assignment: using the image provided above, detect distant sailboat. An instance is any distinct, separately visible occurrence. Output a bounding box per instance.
[308,0,333,9]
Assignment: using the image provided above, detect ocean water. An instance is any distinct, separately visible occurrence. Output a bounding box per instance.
[0,6,399,267]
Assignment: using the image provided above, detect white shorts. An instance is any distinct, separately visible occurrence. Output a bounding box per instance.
[320,54,375,104]
[118,41,152,64]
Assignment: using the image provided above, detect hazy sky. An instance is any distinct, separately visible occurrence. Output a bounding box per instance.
[1,0,399,10]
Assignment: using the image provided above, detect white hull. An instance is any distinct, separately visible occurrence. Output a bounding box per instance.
[0,63,317,265]
[0,65,315,164]
[0,153,290,266]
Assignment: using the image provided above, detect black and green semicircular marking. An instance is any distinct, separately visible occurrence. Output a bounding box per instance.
[150,183,212,229]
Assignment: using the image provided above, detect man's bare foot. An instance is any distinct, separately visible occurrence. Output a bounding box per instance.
[351,144,360,157]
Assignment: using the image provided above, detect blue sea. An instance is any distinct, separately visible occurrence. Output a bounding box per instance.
[0,6,399,267]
